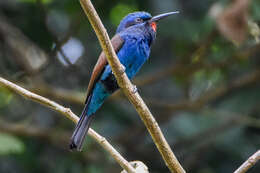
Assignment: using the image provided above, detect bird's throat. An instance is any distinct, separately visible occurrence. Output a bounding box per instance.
[150,22,157,32]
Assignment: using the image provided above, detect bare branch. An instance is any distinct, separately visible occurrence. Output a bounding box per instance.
[79,0,185,173]
[234,150,260,173]
[0,14,48,73]
[0,77,136,173]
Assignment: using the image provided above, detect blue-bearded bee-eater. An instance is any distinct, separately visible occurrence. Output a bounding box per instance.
[70,11,178,151]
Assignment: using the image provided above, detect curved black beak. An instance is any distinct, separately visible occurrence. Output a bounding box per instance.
[149,11,179,23]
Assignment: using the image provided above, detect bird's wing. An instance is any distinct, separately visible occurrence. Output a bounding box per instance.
[85,34,125,102]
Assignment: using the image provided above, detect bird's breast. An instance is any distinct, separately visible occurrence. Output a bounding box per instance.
[99,34,151,94]
[117,35,150,79]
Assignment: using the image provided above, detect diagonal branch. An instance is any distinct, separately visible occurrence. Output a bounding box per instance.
[0,77,136,173]
[79,0,185,173]
[234,150,260,173]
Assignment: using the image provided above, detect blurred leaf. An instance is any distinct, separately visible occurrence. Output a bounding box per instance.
[209,37,235,62]
[109,3,138,26]
[0,133,25,155]
[207,68,224,84]
[0,87,13,108]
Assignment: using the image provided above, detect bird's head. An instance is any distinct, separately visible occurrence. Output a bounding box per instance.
[116,11,179,34]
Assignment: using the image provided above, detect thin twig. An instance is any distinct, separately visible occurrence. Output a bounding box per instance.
[79,0,185,173]
[0,13,48,73]
[234,150,260,173]
[0,77,136,173]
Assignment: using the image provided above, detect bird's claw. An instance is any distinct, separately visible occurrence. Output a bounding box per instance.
[120,64,126,74]
[132,85,138,94]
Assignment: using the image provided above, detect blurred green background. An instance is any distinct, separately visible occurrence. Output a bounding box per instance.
[0,0,260,172]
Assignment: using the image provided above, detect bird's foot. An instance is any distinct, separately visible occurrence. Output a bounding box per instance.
[119,64,126,74]
[132,85,138,94]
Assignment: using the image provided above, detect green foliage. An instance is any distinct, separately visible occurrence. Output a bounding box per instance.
[17,0,53,4]
[193,68,224,86]
[209,39,235,62]
[86,165,103,173]
[0,133,25,155]
[109,3,138,26]
[0,88,13,108]
[1,0,260,173]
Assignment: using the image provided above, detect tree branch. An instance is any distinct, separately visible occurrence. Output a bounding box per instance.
[0,77,136,173]
[0,13,48,73]
[79,0,185,173]
[234,150,260,173]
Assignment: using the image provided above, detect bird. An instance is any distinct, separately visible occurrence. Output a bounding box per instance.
[70,11,179,151]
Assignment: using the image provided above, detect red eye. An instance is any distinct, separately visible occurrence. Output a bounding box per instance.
[150,22,157,32]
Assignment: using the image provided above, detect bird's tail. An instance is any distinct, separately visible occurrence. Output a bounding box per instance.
[69,96,93,151]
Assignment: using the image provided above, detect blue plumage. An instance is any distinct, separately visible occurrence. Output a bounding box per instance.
[116,12,152,33]
[70,11,178,151]
[87,20,155,115]
[87,13,156,116]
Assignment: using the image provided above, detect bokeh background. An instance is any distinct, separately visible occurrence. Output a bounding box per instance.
[0,0,260,172]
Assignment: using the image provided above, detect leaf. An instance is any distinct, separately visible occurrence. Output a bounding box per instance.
[0,87,13,108]
[0,133,25,155]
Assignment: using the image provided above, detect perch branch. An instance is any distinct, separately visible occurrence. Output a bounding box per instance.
[234,150,260,173]
[79,0,185,173]
[0,77,136,173]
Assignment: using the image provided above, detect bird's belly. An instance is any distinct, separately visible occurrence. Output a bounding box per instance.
[86,57,141,116]
[124,58,143,79]
[120,42,150,79]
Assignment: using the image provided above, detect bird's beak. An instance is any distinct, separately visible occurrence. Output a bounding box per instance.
[149,11,179,23]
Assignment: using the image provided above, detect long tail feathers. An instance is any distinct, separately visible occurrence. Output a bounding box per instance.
[70,96,93,151]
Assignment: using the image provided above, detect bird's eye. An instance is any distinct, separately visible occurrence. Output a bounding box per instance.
[135,18,143,23]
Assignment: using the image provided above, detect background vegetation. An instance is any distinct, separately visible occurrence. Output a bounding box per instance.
[0,0,259,172]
